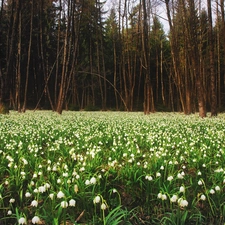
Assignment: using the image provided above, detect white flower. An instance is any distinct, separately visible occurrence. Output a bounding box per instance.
[25,192,31,198]
[177,173,184,179]
[85,180,90,185]
[179,186,185,193]
[18,217,27,225]
[178,198,188,207]
[167,176,173,181]
[69,199,76,207]
[38,186,46,193]
[200,194,206,201]
[170,195,178,203]
[101,203,107,210]
[145,175,153,181]
[215,186,221,191]
[21,172,26,176]
[32,216,40,224]
[49,193,54,200]
[157,193,162,199]
[31,200,38,207]
[90,177,97,184]
[63,172,68,177]
[198,180,203,185]
[7,210,12,215]
[9,198,15,203]
[57,179,61,184]
[161,194,167,200]
[57,191,65,199]
[93,195,101,204]
[61,201,68,208]
[209,189,215,194]
[44,183,51,189]
[156,172,161,177]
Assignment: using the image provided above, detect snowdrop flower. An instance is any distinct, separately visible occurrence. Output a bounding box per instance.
[178,198,188,207]
[38,186,46,193]
[61,201,68,208]
[209,189,215,194]
[197,171,202,176]
[32,216,40,224]
[215,186,221,191]
[57,191,65,199]
[101,203,107,210]
[93,195,101,204]
[31,200,38,207]
[167,176,173,181]
[49,193,54,200]
[44,183,50,189]
[63,172,68,177]
[9,198,15,203]
[198,180,203,185]
[145,175,153,181]
[7,210,12,215]
[156,172,161,177]
[200,194,206,201]
[25,192,31,198]
[21,171,26,176]
[57,179,61,184]
[160,166,164,170]
[85,180,90,185]
[170,195,178,203]
[157,193,162,199]
[90,177,97,184]
[177,173,184,179]
[112,188,117,193]
[161,194,167,200]
[69,199,76,207]
[18,217,27,225]
[179,186,185,193]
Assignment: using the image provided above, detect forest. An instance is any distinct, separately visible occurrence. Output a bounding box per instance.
[0,0,224,117]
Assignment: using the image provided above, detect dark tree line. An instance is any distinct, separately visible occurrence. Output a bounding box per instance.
[0,0,224,117]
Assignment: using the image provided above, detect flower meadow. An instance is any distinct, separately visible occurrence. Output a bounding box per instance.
[0,111,225,225]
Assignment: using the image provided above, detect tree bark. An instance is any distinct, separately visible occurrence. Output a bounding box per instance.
[207,0,217,116]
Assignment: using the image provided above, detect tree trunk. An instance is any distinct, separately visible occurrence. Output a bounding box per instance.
[22,0,33,112]
[207,0,217,116]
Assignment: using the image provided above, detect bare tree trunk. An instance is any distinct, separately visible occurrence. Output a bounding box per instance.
[165,0,185,112]
[16,5,21,112]
[142,0,154,114]
[56,1,72,114]
[22,0,33,112]
[207,0,217,116]
[55,0,62,107]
